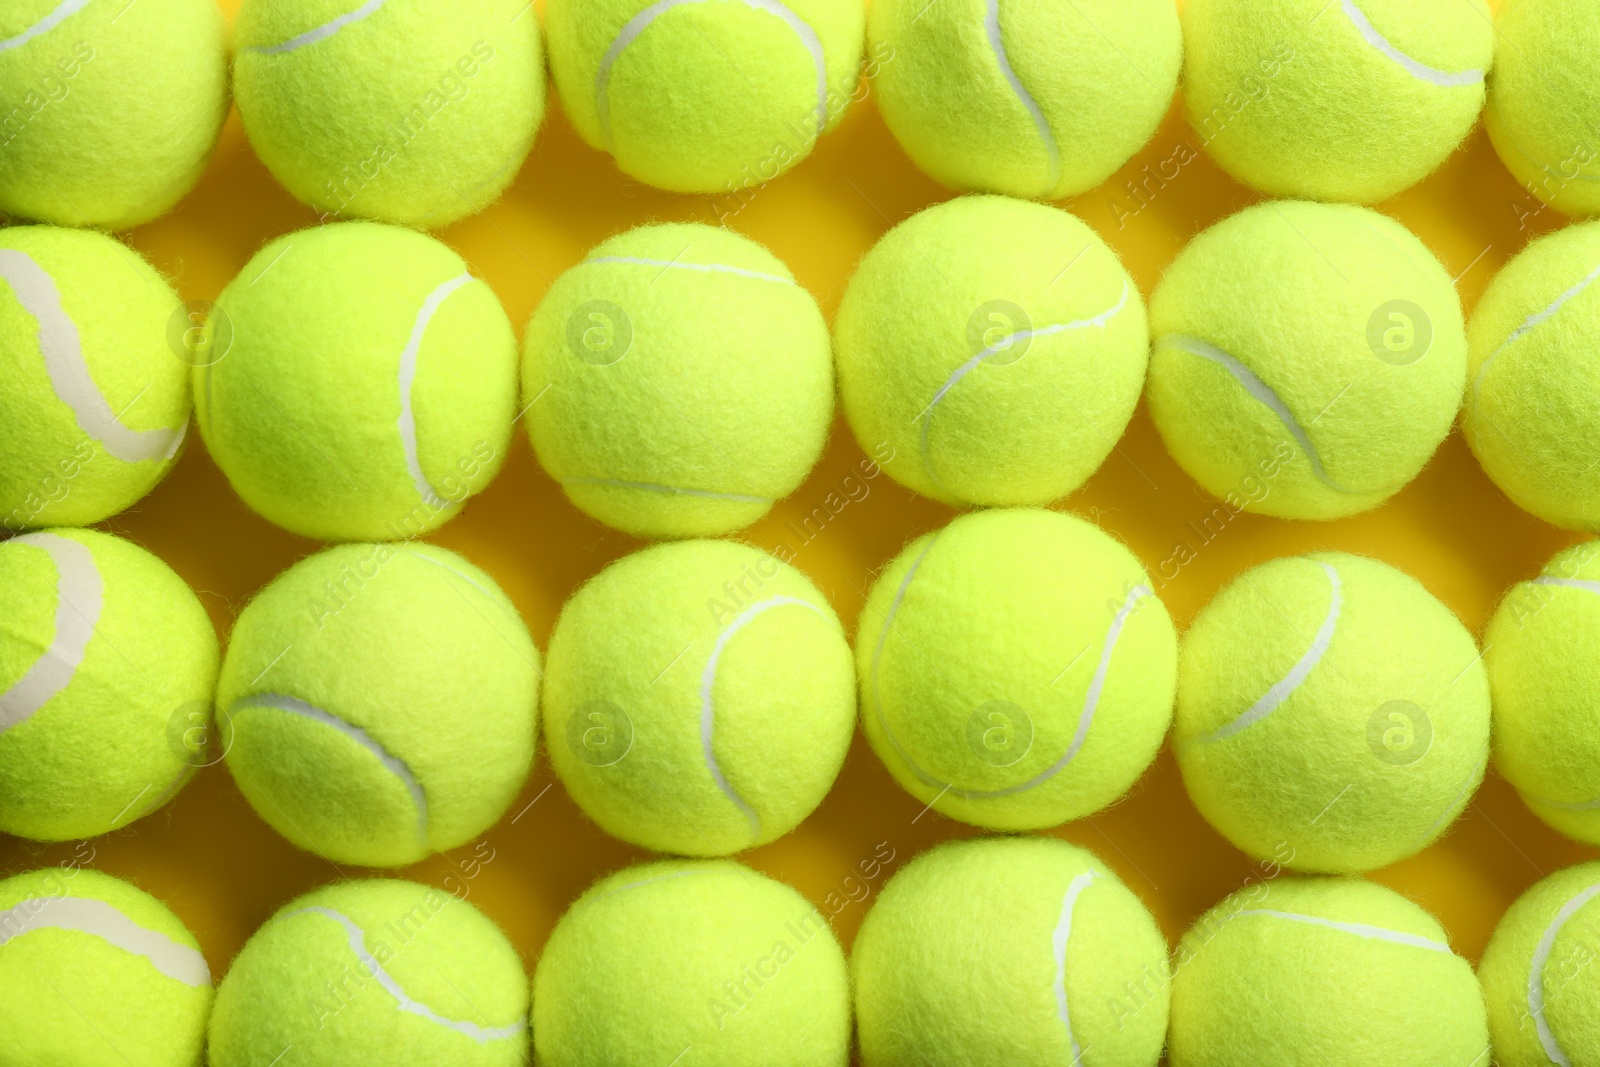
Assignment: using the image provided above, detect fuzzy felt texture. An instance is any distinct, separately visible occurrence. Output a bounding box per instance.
[233,0,545,229]
[835,195,1148,508]
[1486,0,1600,217]
[1485,541,1600,845]
[0,867,212,1067]
[0,227,189,530]
[1175,552,1490,874]
[523,222,833,539]
[852,836,1169,1067]
[217,542,538,868]
[856,508,1177,831]
[1479,860,1600,1067]
[208,878,527,1067]
[543,539,853,856]
[1465,219,1600,531]
[533,859,850,1067]
[0,528,218,842]
[0,0,226,229]
[869,0,1180,200]
[1169,876,1487,1066]
[546,0,863,193]
[198,222,517,543]
[1148,200,1467,521]
[1181,0,1492,203]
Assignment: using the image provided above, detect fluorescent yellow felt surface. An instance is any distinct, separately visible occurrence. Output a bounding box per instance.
[834,195,1149,508]
[0,226,189,530]
[0,528,218,842]
[207,878,528,1067]
[198,221,518,542]
[851,835,1169,1067]
[522,222,833,539]
[1148,200,1468,521]
[1181,0,1493,204]
[533,858,851,1067]
[233,0,546,229]
[543,539,854,856]
[868,0,1180,201]
[217,542,538,868]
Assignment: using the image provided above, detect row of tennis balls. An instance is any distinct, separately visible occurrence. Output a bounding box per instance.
[7,840,1600,1067]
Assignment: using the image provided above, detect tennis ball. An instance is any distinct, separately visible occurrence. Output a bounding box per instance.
[544,539,854,856]
[0,0,226,229]
[217,542,538,868]
[523,223,832,539]
[0,528,218,842]
[209,878,527,1067]
[1181,0,1493,204]
[868,0,1181,200]
[0,867,213,1067]
[233,0,545,229]
[1484,541,1600,846]
[859,507,1177,831]
[853,836,1169,1067]
[1175,552,1490,874]
[1169,876,1488,1066]
[533,859,850,1067]
[835,195,1149,508]
[197,222,517,542]
[546,0,864,194]
[1486,0,1600,218]
[1479,860,1600,1067]
[1,226,190,530]
[1465,220,1600,530]
[1148,200,1467,520]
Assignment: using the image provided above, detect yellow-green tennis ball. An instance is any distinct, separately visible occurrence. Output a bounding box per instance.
[1175,552,1490,874]
[198,222,517,543]
[859,507,1177,831]
[1181,0,1492,204]
[835,195,1149,508]
[534,859,850,1067]
[0,0,227,229]
[1486,0,1600,218]
[1484,541,1600,846]
[208,878,527,1067]
[523,223,832,539]
[0,528,218,843]
[0,867,213,1067]
[544,539,854,856]
[1148,200,1467,520]
[217,542,538,868]
[1170,876,1488,1066]
[853,836,1170,1067]
[1465,220,1600,530]
[868,0,1180,200]
[1479,860,1600,1067]
[0,226,190,530]
[546,0,864,194]
[233,0,545,230]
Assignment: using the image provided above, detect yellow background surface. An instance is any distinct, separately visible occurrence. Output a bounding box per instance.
[3,0,1596,1027]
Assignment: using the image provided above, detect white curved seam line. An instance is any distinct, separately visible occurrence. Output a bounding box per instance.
[1194,561,1341,744]
[1051,871,1099,1061]
[596,0,827,146]
[700,596,831,840]
[869,534,950,793]
[1528,792,1600,812]
[1339,0,1483,86]
[1534,575,1600,596]
[243,0,388,54]
[289,906,524,1041]
[398,273,472,511]
[592,869,710,906]
[402,549,502,604]
[984,0,1060,193]
[0,896,210,985]
[584,255,792,285]
[0,534,101,733]
[231,694,427,845]
[1236,908,1453,953]
[1528,881,1600,1067]
[563,477,770,503]
[0,0,91,52]
[1415,755,1484,847]
[0,250,183,464]
[1477,261,1600,395]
